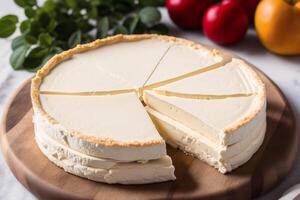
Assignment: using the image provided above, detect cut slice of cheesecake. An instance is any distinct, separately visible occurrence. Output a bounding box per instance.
[33,92,166,161]
[35,35,171,93]
[152,59,264,97]
[146,107,266,173]
[143,91,266,146]
[36,137,175,184]
[145,42,223,87]
[35,129,175,184]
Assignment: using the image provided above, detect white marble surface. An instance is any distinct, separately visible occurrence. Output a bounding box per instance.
[0,2,299,200]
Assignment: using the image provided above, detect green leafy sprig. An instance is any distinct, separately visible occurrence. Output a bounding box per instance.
[0,0,167,72]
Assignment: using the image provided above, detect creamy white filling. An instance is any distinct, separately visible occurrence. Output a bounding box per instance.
[144,90,266,145]
[35,129,121,168]
[36,135,175,184]
[154,59,260,95]
[41,39,171,92]
[146,106,266,173]
[33,113,166,162]
[39,93,163,142]
[34,92,167,161]
[146,43,222,85]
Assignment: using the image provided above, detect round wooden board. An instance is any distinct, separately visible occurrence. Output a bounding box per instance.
[0,68,298,200]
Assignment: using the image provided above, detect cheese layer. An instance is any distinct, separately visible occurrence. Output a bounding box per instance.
[36,135,175,184]
[154,59,262,96]
[35,128,121,168]
[36,93,166,161]
[146,107,266,173]
[144,91,266,146]
[145,43,222,86]
[40,39,171,92]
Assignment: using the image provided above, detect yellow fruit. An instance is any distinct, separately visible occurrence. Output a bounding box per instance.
[255,0,300,55]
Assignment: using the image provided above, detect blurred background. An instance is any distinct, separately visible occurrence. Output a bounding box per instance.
[0,0,299,199]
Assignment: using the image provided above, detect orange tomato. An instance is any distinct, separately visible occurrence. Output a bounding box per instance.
[255,0,300,55]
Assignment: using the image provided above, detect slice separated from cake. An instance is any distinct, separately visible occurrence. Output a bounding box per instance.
[32,92,176,184]
[144,95,266,173]
[35,126,175,184]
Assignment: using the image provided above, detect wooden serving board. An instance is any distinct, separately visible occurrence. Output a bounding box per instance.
[0,68,298,200]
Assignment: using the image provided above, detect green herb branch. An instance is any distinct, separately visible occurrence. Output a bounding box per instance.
[0,0,168,72]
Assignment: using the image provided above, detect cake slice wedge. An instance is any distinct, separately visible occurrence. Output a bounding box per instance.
[33,92,167,161]
[35,128,175,184]
[145,42,223,87]
[146,106,266,173]
[152,59,264,97]
[143,91,266,146]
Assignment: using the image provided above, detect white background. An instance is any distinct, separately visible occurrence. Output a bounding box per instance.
[0,2,299,199]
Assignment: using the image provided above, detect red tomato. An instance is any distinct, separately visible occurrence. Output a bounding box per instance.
[223,0,261,22]
[166,0,215,30]
[202,0,249,45]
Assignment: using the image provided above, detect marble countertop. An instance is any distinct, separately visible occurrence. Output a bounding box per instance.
[0,2,299,200]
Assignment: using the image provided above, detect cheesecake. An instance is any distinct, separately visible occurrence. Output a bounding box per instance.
[35,129,174,184]
[31,34,266,183]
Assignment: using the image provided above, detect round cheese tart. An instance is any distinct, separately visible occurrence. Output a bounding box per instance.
[31,34,266,184]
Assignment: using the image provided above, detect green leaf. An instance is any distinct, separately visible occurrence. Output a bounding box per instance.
[88,6,98,19]
[14,0,36,8]
[23,47,49,69]
[97,17,109,39]
[68,30,82,48]
[124,15,140,34]
[54,40,68,50]
[11,36,27,50]
[139,7,161,27]
[20,20,30,33]
[29,20,41,36]
[148,23,168,34]
[14,0,27,7]
[43,0,56,13]
[25,35,37,44]
[25,7,36,18]
[38,12,51,28]
[28,0,37,6]
[1,15,19,24]
[47,19,57,32]
[10,45,30,70]
[113,25,128,35]
[66,0,78,9]
[124,16,146,34]
[0,19,17,38]
[55,20,78,40]
[39,33,53,46]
